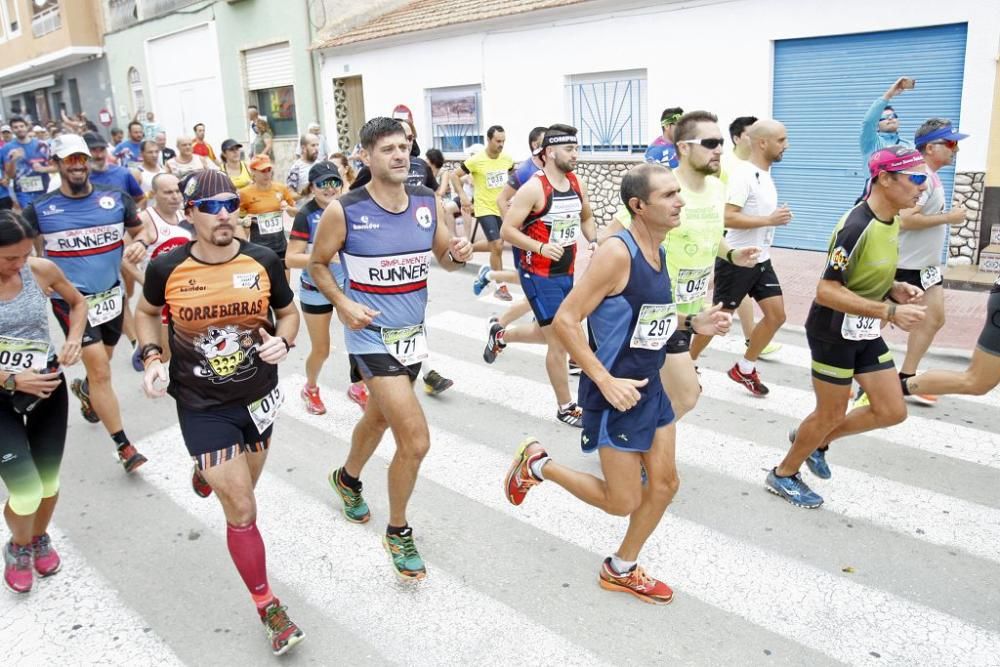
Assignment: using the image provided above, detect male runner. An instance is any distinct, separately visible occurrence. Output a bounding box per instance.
[1,116,55,211]
[500,125,596,425]
[893,119,969,406]
[505,162,730,603]
[191,123,217,163]
[689,119,791,396]
[308,117,472,580]
[137,169,304,655]
[768,146,926,505]
[645,107,683,169]
[286,134,321,196]
[113,121,145,171]
[82,133,144,201]
[457,126,515,300]
[22,134,150,472]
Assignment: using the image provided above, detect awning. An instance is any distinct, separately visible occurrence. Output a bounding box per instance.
[1,74,56,98]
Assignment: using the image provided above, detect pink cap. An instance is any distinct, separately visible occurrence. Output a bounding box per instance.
[868,145,924,178]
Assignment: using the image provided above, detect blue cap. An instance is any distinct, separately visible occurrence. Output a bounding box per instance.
[914,123,969,148]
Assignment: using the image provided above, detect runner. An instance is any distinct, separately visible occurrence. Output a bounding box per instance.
[21,134,150,472]
[688,119,792,396]
[112,121,145,171]
[456,126,515,301]
[500,124,596,426]
[504,162,730,604]
[768,146,927,505]
[82,132,144,201]
[1,116,55,211]
[136,169,303,654]
[1,210,86,594]
[307,117,472,580]
[166,136,217,178]
[286,134,320,197]
[285,161,369,413]
[893,118,969,406]
[220,139,252,189]
[135,139,166,196]
[645,107,683,169]
[237,155,297,275]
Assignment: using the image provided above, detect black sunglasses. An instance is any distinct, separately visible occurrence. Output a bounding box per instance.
[679,138,725,150]
[192,198,239,215]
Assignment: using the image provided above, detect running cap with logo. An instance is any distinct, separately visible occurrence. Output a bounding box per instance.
[220,138,242,152]
[249,154,273,171]
[307,160,343,187]
[83,132,108,149]
[914,122,969,148]
[51,134,92,159]
[179,170,237,204]
[868,145,924,178]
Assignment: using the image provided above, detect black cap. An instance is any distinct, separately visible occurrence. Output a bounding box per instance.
[179,170,238,204]
[221,138,242,152]
[83,132,108,149]
[307,160,342,187]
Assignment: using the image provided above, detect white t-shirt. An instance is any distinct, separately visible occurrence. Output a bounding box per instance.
[725,163,779,262]
[897,170,948,270]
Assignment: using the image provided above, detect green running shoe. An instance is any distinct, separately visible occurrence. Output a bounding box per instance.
[328,468,370,523]
[383,528,426,581]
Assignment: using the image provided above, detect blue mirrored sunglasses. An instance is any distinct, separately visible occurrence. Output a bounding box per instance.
[896,171,927,185]
[880,113,898,121]
[312,176,342,190]
[191,197,239,214]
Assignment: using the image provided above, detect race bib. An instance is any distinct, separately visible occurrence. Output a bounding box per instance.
[486,170,507,189]
[675,267,711,304]
[18,175,43,193]
[549,214,580,247]
[248,386,284,434]
[381,324,429,366]
[0,336,49,374]
[127,161,143,171]
[841,313,880,341]
[630,304,678,350]
[86,286,124,326]
[256,212,284,235]
[920,266,942,290]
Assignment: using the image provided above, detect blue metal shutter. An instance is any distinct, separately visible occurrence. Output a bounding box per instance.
[771,23,967,251]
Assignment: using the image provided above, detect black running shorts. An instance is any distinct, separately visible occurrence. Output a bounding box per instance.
[712,258,782,310]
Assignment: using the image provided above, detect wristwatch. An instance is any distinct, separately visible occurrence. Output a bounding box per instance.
[3,373,16,394]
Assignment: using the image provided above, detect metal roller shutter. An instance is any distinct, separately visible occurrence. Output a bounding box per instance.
[771,23,968,251]
[245,42,293,90]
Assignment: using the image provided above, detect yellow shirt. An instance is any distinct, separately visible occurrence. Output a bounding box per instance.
[463,150,514,217]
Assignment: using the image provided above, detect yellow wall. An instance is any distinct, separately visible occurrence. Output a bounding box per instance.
[0,0,104,72]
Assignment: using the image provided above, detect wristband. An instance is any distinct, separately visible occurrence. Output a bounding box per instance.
[140,343,163,361]
[136,239,149,249]
[726,249,735,263]
[539,242,545,254]
[447,251,466,266]
[279,337,293,352]
[887,303,897,323]
[684,314,694,331]
[142,354,162,369]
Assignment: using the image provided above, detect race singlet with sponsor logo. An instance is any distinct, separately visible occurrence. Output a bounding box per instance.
[841,313,880,341]
[86,285,124,326]
[43,222,125,258]
[630,303,678,350]
[0,336,50,373]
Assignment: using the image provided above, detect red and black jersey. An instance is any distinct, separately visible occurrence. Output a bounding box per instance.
[519,172,583,277]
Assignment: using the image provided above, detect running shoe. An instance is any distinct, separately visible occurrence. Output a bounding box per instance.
[423,370,454,396]
[70,378,100,423]
[805,448,831,480]
[756,341,783,359]
[727,364,769,396]
[130,343,144,373]
[504,437,547,506]
[301,383,327,415]
[852,388,870,410]
[328,468,370,523]
[383,528,426,581]
[3,540,32,593]
[30,533,61,577]
[556,402,584,427]
[259,601,305,656]
[191,465,212,498]
[905,391,938,407]
[346,382,369,411]
[495,284,513,302]
[483,320,506,364]
[472,264,491,296]
[568,359,582,376]
[598,558,673,605]
[117,444,147,474]
[765,468,824,509]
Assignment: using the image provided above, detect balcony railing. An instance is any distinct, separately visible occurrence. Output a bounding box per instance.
[31,6,62,38]
[106,0,138,32]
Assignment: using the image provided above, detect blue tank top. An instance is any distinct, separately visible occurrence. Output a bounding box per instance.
[578,229,674,411]
[339,184,437,354]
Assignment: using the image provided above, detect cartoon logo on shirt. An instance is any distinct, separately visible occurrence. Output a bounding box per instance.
[829,246,849,271]
[415,205,432,230]
[98,196,116,210]
[192,326,258,383]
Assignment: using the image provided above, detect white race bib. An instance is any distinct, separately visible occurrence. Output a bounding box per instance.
[674,267,711,304]
[549,214,580,247]
[86,286,124,326]
[920,266,942,290]
[630,304,678,350]
[486,170,507,189]
[841,313,880,341]
[381,325,429,366]
[18,175,43,193]
[255,212,284,235]
[0,336,50,374]
[248,386,284,434]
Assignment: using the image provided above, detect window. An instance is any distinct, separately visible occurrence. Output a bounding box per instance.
[0,0,19,39]
[128,67,145,116]
[254,86,297,137]
[427,85,483,153]
[68,78,81,114]
[566,69,647,155]
[31,0,60,38]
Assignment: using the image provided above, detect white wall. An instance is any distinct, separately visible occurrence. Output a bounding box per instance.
[319,0,1000,170]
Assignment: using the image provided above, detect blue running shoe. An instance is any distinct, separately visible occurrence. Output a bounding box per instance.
[765,468,823,509]
[805,449,831,479]
[131,344,144,372]
[472,265,491,296]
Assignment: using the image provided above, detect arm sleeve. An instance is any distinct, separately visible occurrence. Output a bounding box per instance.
[820,220,866,284]
[460,160,472,175]
[122,194,141,229]
[860,96,886,159]
[142,257,168,307]
[266,252,295,309]
[289,209,311,240]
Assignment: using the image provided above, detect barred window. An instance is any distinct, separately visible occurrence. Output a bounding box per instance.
[566,70,647,155]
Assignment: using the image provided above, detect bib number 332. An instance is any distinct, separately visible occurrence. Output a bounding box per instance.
[841,313,880,341]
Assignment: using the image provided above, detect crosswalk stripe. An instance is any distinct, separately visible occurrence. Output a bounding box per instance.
[135,425,607,666]
[280,373,1000,666]
[0,525,183,665]
[426,311,1000,470]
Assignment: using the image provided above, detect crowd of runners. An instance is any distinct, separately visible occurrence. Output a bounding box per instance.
[0,73,997,656]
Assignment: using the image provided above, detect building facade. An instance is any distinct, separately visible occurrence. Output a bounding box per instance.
[315,0,1000,270]
[0,0,112,127]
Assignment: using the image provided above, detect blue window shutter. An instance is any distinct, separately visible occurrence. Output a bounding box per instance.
[771,23,968,251]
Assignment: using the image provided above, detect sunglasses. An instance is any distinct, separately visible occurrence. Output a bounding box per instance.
[191,198,240,214]
[312,176,342,190]
[894,171,928,186]
[930,139,958,150]
[60,154,89,166]
[679,138,725,150]
[880,113,898,121]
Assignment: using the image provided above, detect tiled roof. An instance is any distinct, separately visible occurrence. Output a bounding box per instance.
[313,0,590,50]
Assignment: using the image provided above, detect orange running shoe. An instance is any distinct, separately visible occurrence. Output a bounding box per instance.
[599,558,674,605]
[301,383,327,415]
[504,437,547,506]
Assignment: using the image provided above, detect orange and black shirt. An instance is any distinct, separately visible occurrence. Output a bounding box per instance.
[143,240,294,410]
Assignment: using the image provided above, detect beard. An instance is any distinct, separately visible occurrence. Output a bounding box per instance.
[66,176,89,195]
[554,155,576,174]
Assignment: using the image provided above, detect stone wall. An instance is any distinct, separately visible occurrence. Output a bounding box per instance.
[948,171,984,266]
[572,159,641,225]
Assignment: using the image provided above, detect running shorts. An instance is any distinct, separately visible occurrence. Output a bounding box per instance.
[581,385,674,454]
[976,291,1000,357]
[520,272,573,327]
[177,401,273,470]
[349,353,421,384]
[807,333,894,385]
[473,215,502,243]
[51,296,124,347]
[712,258,782,310]
[664,329,691,355]
[895,267,943,291]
